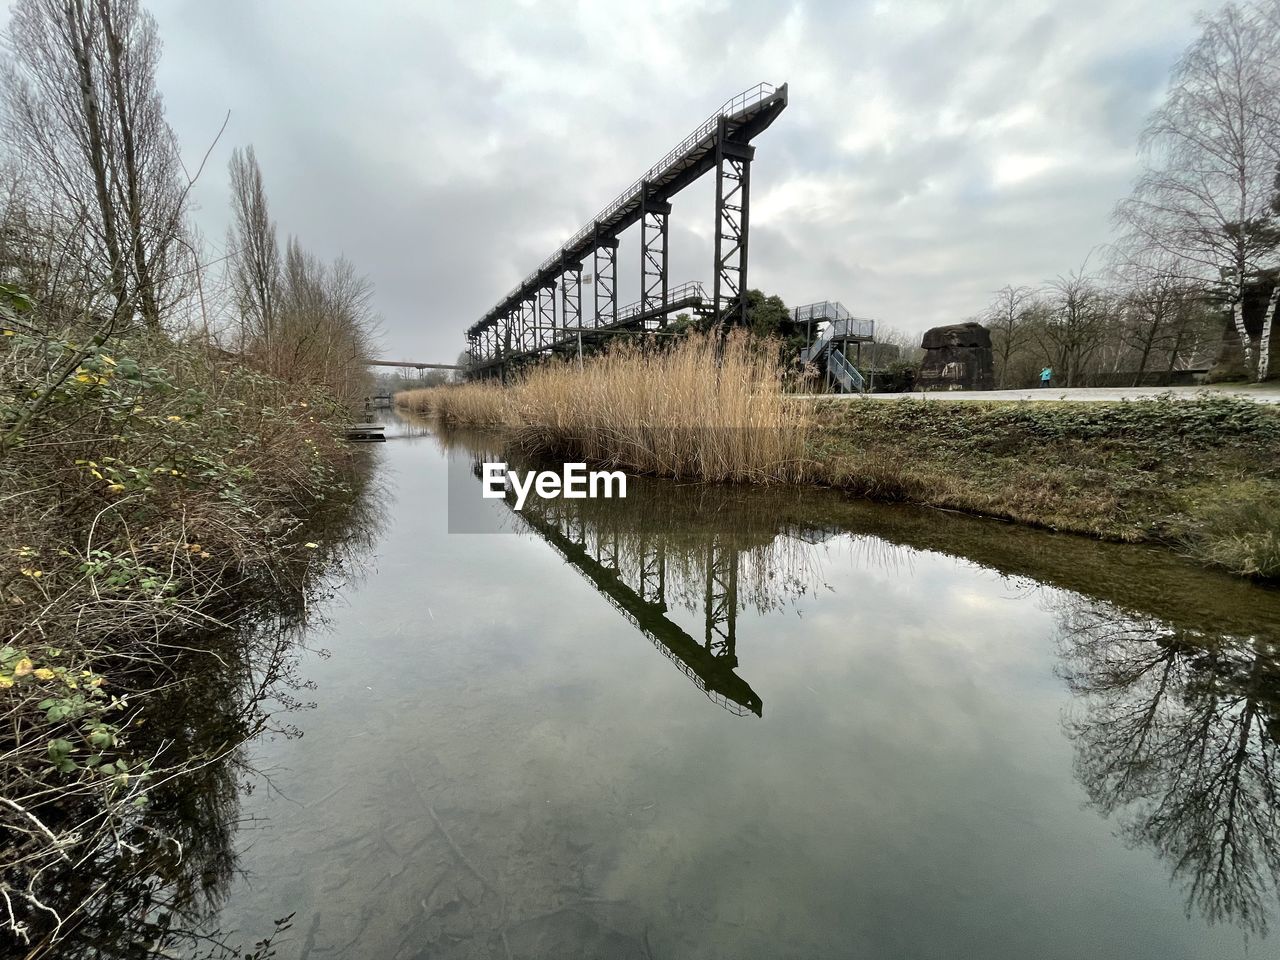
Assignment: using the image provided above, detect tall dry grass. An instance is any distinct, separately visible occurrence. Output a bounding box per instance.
[396,379,511,425]
[396,332,810,482]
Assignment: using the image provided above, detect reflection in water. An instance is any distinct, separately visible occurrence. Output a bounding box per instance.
[1056,598,1280,935]
[472,456,835,717]
[12,458,385,958]
[56,413,1280,957]
[440,423,1280,939]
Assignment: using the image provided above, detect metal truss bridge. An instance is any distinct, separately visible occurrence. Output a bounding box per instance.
[464,82,789,379]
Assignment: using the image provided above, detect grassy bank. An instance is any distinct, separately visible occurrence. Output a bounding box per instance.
[399,335,1280,580]
[1,312,367,951]
[809,397,1280,579]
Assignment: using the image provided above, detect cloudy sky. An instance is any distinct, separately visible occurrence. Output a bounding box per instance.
[130,0,1209,361]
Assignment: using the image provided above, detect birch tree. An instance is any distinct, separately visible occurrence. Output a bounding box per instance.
[1115,1,1280,380]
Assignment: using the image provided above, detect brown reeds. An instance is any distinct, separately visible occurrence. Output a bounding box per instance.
[396,332,810,482]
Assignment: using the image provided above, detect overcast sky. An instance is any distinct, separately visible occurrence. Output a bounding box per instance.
[126,0,1208,360]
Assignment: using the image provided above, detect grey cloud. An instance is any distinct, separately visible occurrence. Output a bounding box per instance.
[101,0,1210,358]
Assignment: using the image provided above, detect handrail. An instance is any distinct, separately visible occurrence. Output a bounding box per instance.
[828,349,866,393]
[799,310,877,363]
[614,280,709,323]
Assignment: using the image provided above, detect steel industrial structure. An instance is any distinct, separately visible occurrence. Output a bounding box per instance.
[463,82,789,379]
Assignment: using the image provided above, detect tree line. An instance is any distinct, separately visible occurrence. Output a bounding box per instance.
[982,0,1280,388]
[0,0,379,405]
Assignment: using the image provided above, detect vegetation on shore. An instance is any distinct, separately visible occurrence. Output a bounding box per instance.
[0,300,373,953]
[400,332,809,482]
[808,396,1280,579]
[398,335,1280,581]
[1,0,380,951]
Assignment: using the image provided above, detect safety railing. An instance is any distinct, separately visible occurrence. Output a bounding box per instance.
[828,349,866,393]
[799,311,877,364]
[612,281,709,325]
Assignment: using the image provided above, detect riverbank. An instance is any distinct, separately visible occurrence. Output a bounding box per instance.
[397,336,1280,581]
[808,396,1280,579]
[1,322,369,951]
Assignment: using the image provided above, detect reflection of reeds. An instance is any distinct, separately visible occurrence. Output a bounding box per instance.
[397,332,811,483]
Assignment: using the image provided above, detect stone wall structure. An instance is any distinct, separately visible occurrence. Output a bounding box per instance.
[919,322,994,391]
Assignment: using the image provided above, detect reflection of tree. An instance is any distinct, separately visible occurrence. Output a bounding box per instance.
[1056,596,1280,935]
[11,462,385,958]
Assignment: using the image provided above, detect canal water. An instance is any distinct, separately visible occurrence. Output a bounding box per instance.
[197,413,1279,959]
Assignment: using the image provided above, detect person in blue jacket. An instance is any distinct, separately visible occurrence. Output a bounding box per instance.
[1040,366,1053,388]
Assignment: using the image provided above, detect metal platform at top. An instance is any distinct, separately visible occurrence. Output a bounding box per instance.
[793,301,877,339]
[467,82,789,338]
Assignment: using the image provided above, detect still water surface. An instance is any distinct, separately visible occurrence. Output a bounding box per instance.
[204,413,1280,959]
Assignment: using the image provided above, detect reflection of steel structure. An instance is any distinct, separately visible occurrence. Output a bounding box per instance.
[512,498,762,717]
[464,83,789,379]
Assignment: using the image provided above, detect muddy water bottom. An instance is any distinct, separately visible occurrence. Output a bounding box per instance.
[204,414,1280,960]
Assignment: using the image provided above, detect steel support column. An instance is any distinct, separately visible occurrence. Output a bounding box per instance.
[521,296,537,353]
[560,257,582,340]
[712,117,754,328]
[593,228,619,328]
[704,538,738,662]
[639,181,671,325]
[501,312,513,384]
[639,540,666,609]
[537,284,556,350]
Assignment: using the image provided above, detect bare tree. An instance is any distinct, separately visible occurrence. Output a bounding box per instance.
[1037,269,1112,387]
[226,145,280,352]
[453,350,474,383]
[258,236,380,403]
[1114,1,1280,380]
[2,0,192,332]
[985,284,1037,388]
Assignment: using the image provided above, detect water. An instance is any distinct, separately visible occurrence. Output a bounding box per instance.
[166,414,1280,957]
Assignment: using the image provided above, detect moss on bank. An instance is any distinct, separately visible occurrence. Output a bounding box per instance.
[808,397,1280,579]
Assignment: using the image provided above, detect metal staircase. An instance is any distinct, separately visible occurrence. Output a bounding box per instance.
[795,301,874,393]
[827,348,866,393]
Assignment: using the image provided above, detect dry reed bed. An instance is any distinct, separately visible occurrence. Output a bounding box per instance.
[397,333,810,482]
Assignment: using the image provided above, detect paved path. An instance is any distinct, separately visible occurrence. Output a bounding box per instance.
[816,384,1280,404]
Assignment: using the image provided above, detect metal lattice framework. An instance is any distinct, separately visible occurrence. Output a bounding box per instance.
[592,232,618,328]
[465,82,789,377]
[560,257,582,336]
[713,117,754,327]
[518,503,760,717]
